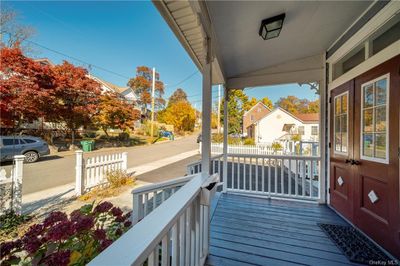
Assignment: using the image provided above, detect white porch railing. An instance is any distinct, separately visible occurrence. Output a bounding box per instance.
[225,154,320,201]
[0,155,24,215]
[90,173,216,266]
[186,154,223,175]
[211,143,280,155]
[132,175,194,225]
[75,151,128,195]
[187,154,321,201]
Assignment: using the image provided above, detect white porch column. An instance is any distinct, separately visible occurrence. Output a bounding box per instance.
[319,56,327,204]
[201,62,212,177]
[222,86,229,192]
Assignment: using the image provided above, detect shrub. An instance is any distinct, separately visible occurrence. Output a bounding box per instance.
[142,121,159,137]
[0,211,31,238]
[243,138,255,145]
[0,202,132,266]
[272,142,283,152]
[106,170,135,189]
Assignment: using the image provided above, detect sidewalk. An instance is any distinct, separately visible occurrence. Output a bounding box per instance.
[22,149,199,217]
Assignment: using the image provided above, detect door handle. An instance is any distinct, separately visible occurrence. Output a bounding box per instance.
[350,159,361,165]
[345,159,352,164]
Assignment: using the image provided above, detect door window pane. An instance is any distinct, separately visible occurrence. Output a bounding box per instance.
[334,92,348,154]
[361,75,389,162]
[363,109,373,132]
[363,133,374,157]
[375,79,387,105]
[363,85,374,108]
[375,134,386,159]
[375,106,386,132]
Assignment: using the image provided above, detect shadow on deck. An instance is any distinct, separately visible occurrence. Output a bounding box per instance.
[207,193,360,266]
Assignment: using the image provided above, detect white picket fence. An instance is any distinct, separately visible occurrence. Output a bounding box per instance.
[211,143,282,155]
[0,155,24,215]
[75,151,128,195]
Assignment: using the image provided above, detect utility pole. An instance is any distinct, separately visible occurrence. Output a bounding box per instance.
[217,84,221,133]
[150,67,156,138]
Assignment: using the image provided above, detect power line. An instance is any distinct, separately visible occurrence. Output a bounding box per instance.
[22,38,132,80]
[166,70,199,88]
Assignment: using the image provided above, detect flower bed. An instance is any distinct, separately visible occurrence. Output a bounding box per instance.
[0,202,132,266]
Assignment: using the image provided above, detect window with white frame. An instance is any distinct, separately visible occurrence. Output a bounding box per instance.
[361,74,389,163]
[298,126,305,135]
[311,126,318,135]
[334,92,348,154]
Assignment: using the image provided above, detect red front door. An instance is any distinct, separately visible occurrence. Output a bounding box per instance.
[330,55,400,258]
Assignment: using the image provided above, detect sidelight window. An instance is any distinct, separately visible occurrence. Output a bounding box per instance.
[334,92,348,154]
[361,74,389,163]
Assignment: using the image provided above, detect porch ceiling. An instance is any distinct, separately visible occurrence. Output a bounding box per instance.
[154,0,373,88]
[207,0,372,87]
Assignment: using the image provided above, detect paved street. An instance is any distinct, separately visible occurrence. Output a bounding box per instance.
[2,134,199,195]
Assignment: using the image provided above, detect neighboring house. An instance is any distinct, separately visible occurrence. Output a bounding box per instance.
[242,102,271,138]
[253,107,319,144]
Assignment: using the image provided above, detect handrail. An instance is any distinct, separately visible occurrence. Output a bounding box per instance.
[89,173,209,266]
[131,174,194,195]
[227,153,321,160]
[186,154,223,169]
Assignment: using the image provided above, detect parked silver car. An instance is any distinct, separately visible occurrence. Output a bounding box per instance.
[0,136,50,163]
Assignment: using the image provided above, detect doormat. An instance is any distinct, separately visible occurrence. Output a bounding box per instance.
[318,223,395,265]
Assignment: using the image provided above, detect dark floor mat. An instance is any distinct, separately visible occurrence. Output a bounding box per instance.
[318,223,395,265]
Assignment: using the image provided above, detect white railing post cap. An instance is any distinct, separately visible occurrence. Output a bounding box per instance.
[76,150,83,154]
[13,155,25,160]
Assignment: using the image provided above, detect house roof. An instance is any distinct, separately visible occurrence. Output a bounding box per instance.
[254,107,319,125]
[33,58,55,67]
[243,101,271,117]
[293,113,319,123]
[89,75,129,95]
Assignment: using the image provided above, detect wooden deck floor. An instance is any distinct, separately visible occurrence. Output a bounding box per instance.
[206,193,360,266]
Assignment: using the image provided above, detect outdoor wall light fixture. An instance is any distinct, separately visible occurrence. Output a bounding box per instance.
[259,13,286,40]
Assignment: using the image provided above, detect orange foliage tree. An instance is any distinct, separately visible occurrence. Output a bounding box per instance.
[46,61,101,144]
[158,101,195,132]
[0,46,54,127]
[93,93,141,136]
[127,66,165,119]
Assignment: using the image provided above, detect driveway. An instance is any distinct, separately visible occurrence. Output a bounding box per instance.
[2,134,199,195]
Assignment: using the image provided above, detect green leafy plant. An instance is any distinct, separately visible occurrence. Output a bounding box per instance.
[0,202,132,266]
[271,142,283,152]
[243,138,255,145]
[0,211,31,236]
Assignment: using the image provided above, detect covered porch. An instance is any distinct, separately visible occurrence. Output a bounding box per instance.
[90,0,400,265]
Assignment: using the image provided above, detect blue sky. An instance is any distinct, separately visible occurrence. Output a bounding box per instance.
[4,1,318,109]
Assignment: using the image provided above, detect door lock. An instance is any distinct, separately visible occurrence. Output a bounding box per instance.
[350,159,361,165]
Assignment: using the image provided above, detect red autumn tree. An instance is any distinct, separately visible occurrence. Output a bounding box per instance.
[47,61,101,146]
[0,46,54,127]
[93,93,141,136]
[127,66,165,119]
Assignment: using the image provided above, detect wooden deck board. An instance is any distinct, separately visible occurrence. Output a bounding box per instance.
[207,193,360,266]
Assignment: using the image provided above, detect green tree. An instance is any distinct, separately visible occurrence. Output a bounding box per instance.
[220,89,249,134]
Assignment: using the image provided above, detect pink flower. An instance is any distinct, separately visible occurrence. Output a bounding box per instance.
[124,221,132,228]
[25,224,44,238]
[110,207,123,217]
[72,215,94,232]
[93,229,106,241]
[46,221,74,241]
[22,235,42,254]
[43,211,67,227]
[0,240,20,257]
[94,202,113,213]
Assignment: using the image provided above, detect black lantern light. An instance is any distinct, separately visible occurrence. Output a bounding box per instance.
[259,13,286,40]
